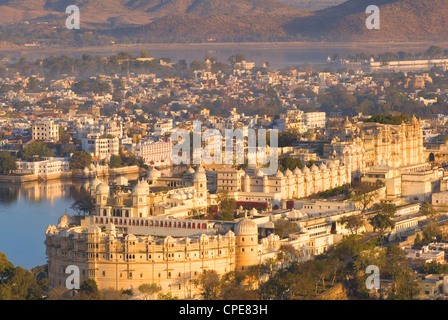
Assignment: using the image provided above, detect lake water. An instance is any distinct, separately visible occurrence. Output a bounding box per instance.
[0,180,77,269]
[0,170,176,269]
[4,41,446,69]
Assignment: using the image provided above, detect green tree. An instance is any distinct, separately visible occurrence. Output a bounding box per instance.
[109,154,123,168]
[0,252,14,284]
[369,213,395,241]
[339,215,365,235]
[69,150,92,170]
[420,261,448,274]
[157,292,179,300]
[138,283,160,300]
[0,151,17,174]
[193,270,220,300]
[219,271,257,300]
[274,220,298,239]
[79,279,98,298]
[426,45,443,58]
[70,193,94,216]
[421,201,440,221]
[216,190,237,215]
[47,286,71,300]
[20,141,54,161]
[350,182,380,212]
[0,264,45,300]
[388,266,420,300]
[140,50,150,58]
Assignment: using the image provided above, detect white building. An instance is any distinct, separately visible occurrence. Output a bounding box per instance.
[75,118,123,140]
[82,133,120,161]
[15,157,70,177]
[304,112,326,130]
[154,120,173,135]
[132,139,172,166]
[32,119,59,141]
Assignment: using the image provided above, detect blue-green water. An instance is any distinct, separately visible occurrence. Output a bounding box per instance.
[0,181,78,269]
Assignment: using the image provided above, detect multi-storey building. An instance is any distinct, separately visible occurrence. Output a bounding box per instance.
[82,133,120,161]
[46,165,357,299]
[327,115,426,183]
[216,161,350,207]
[304,112,326,130]
[32,119,59,141]
[15,157,70,178]
[75,118,123,140]
[132,139,172,167]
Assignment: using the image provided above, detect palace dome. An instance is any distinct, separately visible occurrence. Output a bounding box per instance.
[147,168,161,179]
[288,209,304,220]
[133,179,149,195]
[234,218,258,236]
[90,176,102,190]
[96,181,110,194]
[194,166,207,181]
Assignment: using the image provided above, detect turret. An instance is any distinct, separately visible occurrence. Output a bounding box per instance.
[234,216,259,271]
[193,166,207,198]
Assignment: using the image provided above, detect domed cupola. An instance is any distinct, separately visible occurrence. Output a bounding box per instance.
[147,167,161,180]
[194,165,207,181]
[234,217,258,236]
[132,179,149,196]
[96,181,110,195]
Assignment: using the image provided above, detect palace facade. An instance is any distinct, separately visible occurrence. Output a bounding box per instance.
[216,161,350,206]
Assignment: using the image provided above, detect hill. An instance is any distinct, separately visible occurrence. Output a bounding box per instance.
[284,0,448,41]
[0,0,448,44]
[122,13,307,43]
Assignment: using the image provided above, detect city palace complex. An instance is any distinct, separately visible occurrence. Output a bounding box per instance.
[2,52,448,299]
[45,112,448,299]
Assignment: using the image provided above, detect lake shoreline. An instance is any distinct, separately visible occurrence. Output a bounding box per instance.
[3,40,448,52]
[0,165,144,184]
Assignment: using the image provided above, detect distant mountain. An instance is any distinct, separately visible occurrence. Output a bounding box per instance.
[113,0,448,42]
[124,0,298,16]
[0,0,298,24]
[0,0,447,44]
[0,0,301,24]
[121,13,306,43]
[284,0,448,41]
